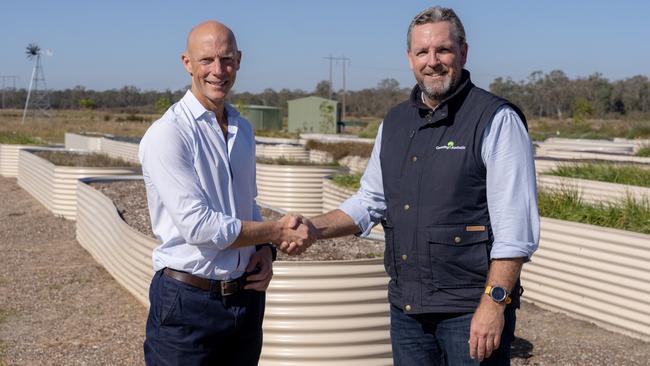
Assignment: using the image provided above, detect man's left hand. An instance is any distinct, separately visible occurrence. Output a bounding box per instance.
[244,246,274,291]
[468,298,505,361]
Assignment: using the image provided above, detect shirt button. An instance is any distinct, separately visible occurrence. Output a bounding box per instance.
[404,304,412,312]
[411,156,418,162]
[404,204,410,210]
[402,254,408,261]
[454,236,462,244]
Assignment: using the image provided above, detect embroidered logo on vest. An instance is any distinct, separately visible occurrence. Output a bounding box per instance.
[435,140,466,150]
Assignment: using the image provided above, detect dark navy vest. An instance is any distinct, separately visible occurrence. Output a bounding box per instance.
[380,70,527,314]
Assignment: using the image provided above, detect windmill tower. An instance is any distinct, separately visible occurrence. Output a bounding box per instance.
[22,43,52,123]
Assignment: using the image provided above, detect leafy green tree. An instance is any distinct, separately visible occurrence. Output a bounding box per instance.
[155,96,172,114]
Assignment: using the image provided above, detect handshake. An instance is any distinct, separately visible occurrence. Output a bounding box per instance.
[272,214,318,256]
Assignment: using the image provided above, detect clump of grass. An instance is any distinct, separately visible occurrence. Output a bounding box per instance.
[548,162,650,188]
[331,173,362,190]
[32,151,140,168]
[538,189,650,234]
[358,120,380,139]
[637,146,650,157]
[304,140,373,160]
[256,156,339,166]
[0,131,44,145]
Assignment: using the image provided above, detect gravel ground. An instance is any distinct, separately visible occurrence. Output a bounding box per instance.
[0,177,146,365]
[1,176,650,365]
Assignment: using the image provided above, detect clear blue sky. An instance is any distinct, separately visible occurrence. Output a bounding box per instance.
[1,0,648,93]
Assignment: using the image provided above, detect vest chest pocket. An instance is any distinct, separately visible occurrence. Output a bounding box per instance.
[427,225,490,289]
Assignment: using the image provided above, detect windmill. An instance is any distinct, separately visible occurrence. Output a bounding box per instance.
[22,43,52,123]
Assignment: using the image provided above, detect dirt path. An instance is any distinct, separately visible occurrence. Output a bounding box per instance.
[0,177,146,365]
[1,176,649,365]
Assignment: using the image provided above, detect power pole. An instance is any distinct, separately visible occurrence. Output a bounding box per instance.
[0,75,19,109]
[322,55,350,120]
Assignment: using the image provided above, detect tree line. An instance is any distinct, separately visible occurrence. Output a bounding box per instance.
[1,71,649,120]
[490,70,650,120]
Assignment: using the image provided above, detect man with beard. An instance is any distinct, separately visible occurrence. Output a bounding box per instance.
[283,6,539,366]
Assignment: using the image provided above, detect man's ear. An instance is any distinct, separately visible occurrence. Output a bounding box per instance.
[181,53,193,75]
[235,50,242,71]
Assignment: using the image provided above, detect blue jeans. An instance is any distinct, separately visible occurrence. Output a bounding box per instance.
[390,304,516,366]
[144,270,266,366]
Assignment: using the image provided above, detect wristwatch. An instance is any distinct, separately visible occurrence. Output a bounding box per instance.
[485,285,512,305]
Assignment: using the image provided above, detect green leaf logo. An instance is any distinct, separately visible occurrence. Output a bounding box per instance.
[447,141,455,148]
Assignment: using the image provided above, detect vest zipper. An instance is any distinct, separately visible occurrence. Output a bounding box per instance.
[400,129,417,177]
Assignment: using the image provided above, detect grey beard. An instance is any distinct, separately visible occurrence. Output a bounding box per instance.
[418,72,462,103]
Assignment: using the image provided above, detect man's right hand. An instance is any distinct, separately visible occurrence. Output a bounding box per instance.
[273,214,316,255]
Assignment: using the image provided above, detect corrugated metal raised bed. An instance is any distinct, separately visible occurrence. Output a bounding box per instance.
[17,148,140,220]
[537,175,650,205]
[521,217,650,341]
[64,132,103,151]
[256,162,343,217]
[75,177,392,364]
[537,138,635,154]
[536,149,650,164]
[101,137,140,163]
[76,176,155,305]
[256,144,309,161]
[1,143,41,177]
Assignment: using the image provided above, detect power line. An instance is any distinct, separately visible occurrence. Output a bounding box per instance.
[323,55,350,120]
[0,75,19,109]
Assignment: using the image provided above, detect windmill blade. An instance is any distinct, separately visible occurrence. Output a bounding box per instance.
[45,49,53,57]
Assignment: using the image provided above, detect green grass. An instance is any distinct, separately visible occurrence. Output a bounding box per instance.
[331,173,362,190]
[538,189,650,234]
[548,162,650,188]
[528,118,650,142]
[32,151,140,167]
[637,146,650,157]
[0,131,45,145]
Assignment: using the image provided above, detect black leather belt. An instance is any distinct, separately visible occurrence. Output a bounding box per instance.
[163,268,246,296]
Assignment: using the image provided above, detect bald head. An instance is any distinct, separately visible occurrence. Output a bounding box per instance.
[186,21,238,56]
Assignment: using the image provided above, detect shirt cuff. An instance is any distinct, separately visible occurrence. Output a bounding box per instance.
[211,217,243,250]
[490,240,538,262]
[338,197,374,237]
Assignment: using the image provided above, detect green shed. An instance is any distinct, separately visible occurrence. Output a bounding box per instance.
[288,96,340,133]
[238,105,282,130]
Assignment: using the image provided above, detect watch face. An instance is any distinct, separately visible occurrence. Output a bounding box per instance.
[491,287,507,302]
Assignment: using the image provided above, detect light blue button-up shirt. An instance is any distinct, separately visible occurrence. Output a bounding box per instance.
[139,90,261,280]
[339,106,540,259]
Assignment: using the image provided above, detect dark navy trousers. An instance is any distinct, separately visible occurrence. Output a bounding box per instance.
[390,304,517,366]
[144,270,266,366]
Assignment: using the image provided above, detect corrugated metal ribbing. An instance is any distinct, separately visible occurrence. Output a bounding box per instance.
[64,133,103,151]
[256,144,309,161]
[260,260,392,366]
[537,138,635,154]
[76,178,155,305]
[537,175,650,204]
[534,159,561,174]
[536,150,650,164]
[0,144,32,177]
[521,218,650,341]
[308,150,334,164]
[75,177,393,363]
[101,138,140,163]
[256,163,342,217]
[17,149,140,220]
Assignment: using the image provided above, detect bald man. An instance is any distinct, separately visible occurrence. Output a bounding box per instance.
[139,21,313,365]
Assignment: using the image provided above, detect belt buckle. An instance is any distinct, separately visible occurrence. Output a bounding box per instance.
[220,280,240,296]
